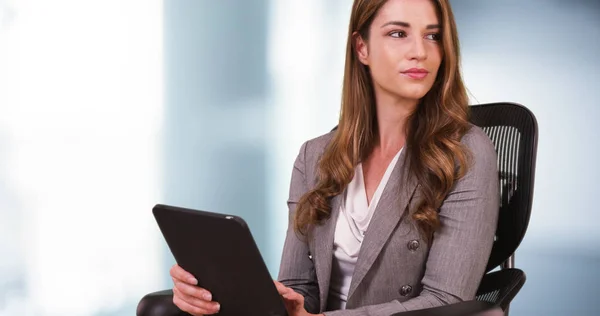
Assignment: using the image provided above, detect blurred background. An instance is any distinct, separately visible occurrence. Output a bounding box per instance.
[0,0,598,315]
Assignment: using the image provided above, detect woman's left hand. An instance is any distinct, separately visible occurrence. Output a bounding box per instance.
[273,281,324,316]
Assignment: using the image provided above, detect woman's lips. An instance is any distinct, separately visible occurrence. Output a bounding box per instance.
[401,68,429,80]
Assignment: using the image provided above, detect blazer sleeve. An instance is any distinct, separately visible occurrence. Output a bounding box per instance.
[324,129,500,316]
[277,141,321,313]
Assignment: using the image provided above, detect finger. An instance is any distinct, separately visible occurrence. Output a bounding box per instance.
[281,295,302,313]
[172,285,215,305]
[170,264,198,285]
[282,291,303,302]
[273,280,291,295]
[173,286,220,314]
[282,298,298,314]
[282,290,305,310]
[174,280,213,301]
[173,292,220,316]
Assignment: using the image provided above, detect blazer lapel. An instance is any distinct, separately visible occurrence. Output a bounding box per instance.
[346,150,419,300]
[313,192,342,312]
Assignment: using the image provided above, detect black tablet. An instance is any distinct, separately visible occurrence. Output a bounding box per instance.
[153,204,288,316]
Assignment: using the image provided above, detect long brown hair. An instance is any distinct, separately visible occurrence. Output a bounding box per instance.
[294,0,471,242]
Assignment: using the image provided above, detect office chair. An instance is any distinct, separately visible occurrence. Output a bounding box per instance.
[471,102,538,314]
[137,102,538,316]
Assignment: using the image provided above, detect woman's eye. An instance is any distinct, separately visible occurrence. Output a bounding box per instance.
[425,33,441,41]
[389,31,407,38]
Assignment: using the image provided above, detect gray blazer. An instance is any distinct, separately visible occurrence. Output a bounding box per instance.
[278,125,499,315]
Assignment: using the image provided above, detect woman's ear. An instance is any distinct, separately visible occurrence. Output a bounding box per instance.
[353,32,369,65]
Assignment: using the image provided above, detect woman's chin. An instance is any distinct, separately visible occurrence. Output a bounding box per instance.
[395,90,429,101]
[390,81,433,101]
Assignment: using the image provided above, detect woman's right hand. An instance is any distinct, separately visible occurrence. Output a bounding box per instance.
[170,264,221,315]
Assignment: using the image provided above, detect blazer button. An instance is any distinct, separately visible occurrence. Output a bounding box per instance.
[400,285,413,296]
[407,240,420,251]
[308,253,313,260]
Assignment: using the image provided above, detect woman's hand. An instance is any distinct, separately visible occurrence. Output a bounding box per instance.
[170,264,220,315]
[274,280,324,316]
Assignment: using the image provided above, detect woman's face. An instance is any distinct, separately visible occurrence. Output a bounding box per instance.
[356,0,443,102]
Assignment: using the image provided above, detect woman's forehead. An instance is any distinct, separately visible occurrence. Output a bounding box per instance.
[373,0,440,27]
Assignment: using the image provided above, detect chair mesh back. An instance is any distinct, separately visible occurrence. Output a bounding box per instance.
[469,102,538,272]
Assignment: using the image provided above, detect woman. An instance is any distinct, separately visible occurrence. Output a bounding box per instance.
[170,0,499,315]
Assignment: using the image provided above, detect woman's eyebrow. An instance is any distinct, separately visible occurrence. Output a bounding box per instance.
[381,21,441,30]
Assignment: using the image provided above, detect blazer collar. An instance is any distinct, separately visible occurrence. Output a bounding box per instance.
[312,149,419,310]
[347,150,418,300]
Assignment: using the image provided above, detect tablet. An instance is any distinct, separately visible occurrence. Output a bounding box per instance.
[153,204,288,316]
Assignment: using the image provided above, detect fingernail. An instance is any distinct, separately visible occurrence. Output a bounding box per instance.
[214,303,220,311]
[203,292,212,301]
[188,278,197,285]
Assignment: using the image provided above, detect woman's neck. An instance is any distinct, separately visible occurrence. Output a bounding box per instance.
[373,92,417,158]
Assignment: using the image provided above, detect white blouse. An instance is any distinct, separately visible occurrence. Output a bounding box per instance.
[327,148,403,310]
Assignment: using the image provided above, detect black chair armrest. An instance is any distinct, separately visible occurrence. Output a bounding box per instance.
[137,289,188,316]
[137,281,514,316]
[476,268,526,311]
[391,300,500,316]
